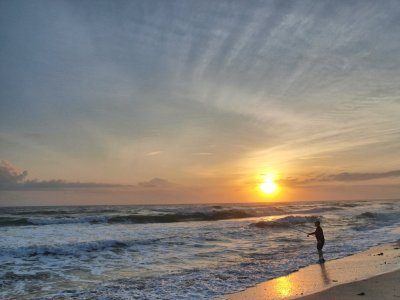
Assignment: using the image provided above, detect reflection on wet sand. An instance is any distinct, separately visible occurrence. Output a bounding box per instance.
[272,276,293,297]
[270,263,331,298]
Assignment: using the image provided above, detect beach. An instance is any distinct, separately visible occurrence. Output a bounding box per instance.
[296,270,400,300]
[1,200,399,299]
[2,0,400,299]
[226,241,400,300]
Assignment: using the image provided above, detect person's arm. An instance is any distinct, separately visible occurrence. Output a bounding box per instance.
[307,231,316,237]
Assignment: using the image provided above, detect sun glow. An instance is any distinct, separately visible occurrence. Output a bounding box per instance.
[259,174,278,195]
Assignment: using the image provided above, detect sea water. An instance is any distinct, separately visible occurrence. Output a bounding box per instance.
[0,199,399,299]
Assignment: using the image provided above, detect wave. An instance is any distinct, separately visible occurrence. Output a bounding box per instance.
[3,271,51,281]
[0,216,108,227]
[351,211,400,232]
[250,215,319,228]
[0,217,33,226]
[0,209,261,227]
[29,215,109,225]
[356,212,376,219]
[297,207,343,214]
[339,203,359,208]
[355,211,400,222]
[0,208,120,216]
[1,205,361,228]
[108,209,253,224]
[0,238,162,258]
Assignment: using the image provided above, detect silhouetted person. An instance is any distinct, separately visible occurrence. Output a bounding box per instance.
[307,220,325,263]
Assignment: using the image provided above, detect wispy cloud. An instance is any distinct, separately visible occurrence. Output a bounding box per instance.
[324,170,400,182]
[145,151,162,156]
[279,170,400,187]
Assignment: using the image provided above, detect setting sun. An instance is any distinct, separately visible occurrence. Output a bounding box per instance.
[259,174,278,195]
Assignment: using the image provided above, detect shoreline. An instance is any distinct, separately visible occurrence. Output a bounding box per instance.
[225,241,400,300]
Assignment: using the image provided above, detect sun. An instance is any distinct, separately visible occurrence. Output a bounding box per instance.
[260,181,277,194]
[259,174,278,195]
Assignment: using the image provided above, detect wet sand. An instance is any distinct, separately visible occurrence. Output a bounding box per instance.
[295,269,400,300]
[225,241,400,300]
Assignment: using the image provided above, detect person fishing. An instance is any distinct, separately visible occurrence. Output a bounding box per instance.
[307,220,325,263]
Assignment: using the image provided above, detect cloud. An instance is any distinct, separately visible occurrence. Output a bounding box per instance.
[0,160,28,188]
[145,151,162,156]
[138,178,172,188]
[279,170,400,187]
[0,160,126,190]
[0,160,176,192]
[324,170,400,182]
[20,179,124,190]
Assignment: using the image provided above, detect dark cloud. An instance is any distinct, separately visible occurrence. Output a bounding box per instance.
[279,170,400,187]
[0,160,175,191]
[17,179,124,190]
[0,160,126,190]
[138,178,171,188]
[0,160,28,188]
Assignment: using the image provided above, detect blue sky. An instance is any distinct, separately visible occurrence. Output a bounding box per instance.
[1,0,400,205]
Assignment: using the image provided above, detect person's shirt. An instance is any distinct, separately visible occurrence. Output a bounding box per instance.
[315,226,324,241]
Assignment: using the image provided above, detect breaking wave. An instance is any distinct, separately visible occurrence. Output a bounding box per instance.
[0,238,163,258]
[0,208,281,227]
[107,209,253,224]
[356,212,376,219]
[0,217,32,227]
[355,211,400,222]
[298,207,343,214]
[250,215,319,228]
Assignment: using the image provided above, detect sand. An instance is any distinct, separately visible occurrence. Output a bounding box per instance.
[225,241,400,300]
[295,269,400,300]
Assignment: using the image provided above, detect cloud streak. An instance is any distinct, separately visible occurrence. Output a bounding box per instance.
[324,170,400,182]
[279,170,400,187]
[138,178,173,189]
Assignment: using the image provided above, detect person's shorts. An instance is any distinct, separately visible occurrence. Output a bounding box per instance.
[317,239,325,250]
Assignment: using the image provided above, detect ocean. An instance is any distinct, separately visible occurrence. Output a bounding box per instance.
[1,199,399,299]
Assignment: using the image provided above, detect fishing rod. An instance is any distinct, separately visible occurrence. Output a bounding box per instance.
[268,219,311,235]
[284,223,310,235]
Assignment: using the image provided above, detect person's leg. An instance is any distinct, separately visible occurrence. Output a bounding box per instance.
[317,240,325,262]
[318,249,324,260]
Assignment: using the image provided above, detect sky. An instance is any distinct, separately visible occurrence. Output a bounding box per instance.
[1,0,400,206]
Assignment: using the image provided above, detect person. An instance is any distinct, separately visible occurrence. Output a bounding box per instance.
[307,220,325,263]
